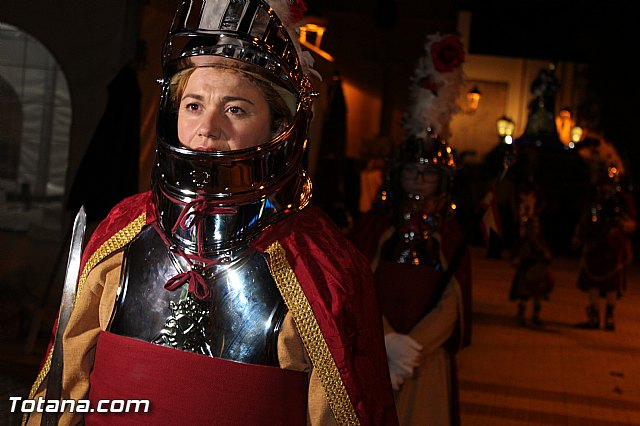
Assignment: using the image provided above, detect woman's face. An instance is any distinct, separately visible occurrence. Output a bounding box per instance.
[401,164,441,198]
[177,67,273,151]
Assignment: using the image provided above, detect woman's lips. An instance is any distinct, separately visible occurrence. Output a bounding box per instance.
[195,145,221,152]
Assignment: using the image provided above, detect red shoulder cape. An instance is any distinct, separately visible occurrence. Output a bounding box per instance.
[253,205,398,425]
[41,193,397,426]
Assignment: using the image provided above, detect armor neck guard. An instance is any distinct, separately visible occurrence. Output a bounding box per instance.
[375,194,453,268]
[153,162,311,259]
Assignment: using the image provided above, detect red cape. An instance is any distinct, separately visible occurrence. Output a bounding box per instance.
[41,192,398,426]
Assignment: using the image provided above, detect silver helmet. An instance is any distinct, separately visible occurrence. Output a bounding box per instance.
[152,0,315,258]
[382,127,457,202]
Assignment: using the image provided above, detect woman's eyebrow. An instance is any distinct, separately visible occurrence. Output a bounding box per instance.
[181,93,255,106]
[222,95,255,106]
[182,93,204,101]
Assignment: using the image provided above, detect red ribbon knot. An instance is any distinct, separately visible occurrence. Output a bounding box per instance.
[164,269,210,300]
[171,197,237,254]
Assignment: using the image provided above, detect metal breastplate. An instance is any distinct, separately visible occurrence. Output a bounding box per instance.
[108,225,287,366]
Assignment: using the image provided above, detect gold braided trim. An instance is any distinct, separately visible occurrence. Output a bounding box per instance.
[74,212,147,305]
[265,241,360,426]
[23,212,147,425]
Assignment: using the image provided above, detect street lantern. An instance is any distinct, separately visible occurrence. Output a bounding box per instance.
[466,86,481,113]
[496,116,515,144]
[570,126,583,147]
[298,23,334,62]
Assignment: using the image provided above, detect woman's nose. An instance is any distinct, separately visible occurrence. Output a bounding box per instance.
[197,111,222,139]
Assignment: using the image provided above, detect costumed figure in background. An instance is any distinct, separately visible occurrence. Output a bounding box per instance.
[509,181,554,326]
[572,135,637,331]
[349,33,472,426]
[518,62,563,148]
[25,1,397,425]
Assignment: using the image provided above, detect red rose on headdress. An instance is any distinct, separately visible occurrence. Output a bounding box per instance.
[430,35,465,73]
[289,0,308,23]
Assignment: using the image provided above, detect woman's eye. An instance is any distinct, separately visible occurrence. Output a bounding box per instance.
[185,103,200,112]
[226,105,246,115]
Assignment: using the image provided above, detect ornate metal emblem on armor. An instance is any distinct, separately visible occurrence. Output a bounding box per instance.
[152,292,213,356]
[392,209,443,268]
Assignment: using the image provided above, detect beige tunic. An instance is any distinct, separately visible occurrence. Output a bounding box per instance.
[385,279,462,426]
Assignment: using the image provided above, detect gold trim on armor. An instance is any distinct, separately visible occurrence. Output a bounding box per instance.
[265,241,360,426]
[24,212,147,425]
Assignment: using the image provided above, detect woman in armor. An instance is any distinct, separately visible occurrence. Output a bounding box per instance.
[24,1,397,425]
[349,129,472,426]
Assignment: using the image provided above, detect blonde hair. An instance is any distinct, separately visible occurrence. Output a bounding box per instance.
[169,64,293,134]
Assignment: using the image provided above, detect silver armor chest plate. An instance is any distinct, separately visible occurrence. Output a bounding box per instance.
[108,225,287,366]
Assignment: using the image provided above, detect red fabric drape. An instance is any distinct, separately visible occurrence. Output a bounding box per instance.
[86,331,307,426]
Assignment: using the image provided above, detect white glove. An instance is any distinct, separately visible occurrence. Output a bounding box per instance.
[388,362,408,391]
[384,332,423,390]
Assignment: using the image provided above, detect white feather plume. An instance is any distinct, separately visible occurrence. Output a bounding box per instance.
[403,32,465,141]
[267,0,320,80]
